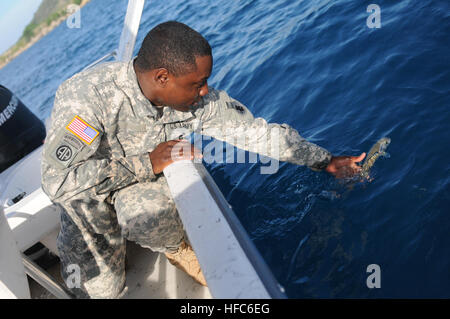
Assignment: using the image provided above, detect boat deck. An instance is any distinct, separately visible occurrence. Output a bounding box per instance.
[29,241,212,299]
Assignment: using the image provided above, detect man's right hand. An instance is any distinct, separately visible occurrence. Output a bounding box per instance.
[325,153,366,179]
[149,140,203,175]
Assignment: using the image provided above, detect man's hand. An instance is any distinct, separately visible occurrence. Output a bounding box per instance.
[149,140,203,175]
[325,153,366,179]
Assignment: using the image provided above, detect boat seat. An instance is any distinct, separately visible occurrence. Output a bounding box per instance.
[5,187,61,256]
[3,188,71,298]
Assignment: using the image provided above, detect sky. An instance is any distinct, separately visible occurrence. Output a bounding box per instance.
[0,0,43,54]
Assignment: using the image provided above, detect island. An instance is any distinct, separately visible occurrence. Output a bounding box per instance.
[0,0,91,69]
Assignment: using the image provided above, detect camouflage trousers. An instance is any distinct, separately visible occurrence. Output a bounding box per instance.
[56,177,185,299]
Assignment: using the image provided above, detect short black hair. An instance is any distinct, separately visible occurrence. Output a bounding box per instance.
[135,21,212,76]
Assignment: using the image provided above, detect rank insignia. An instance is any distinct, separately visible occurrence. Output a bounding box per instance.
[226,102,245,114]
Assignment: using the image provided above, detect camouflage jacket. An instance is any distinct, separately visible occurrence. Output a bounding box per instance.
[41,60,332,234]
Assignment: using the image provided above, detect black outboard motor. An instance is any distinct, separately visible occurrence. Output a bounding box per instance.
[0,85,46,173]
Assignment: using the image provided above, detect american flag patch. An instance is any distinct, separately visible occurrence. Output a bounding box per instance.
[66,115,99,145]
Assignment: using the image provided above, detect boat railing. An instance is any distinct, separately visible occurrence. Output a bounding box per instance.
[164,161,286,298]
[82,49,117,71]
[116,0,145,62]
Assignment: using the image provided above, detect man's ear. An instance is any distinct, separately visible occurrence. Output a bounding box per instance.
[154,68,169,87]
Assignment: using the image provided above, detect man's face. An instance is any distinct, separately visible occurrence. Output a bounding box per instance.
[137,55,213,112]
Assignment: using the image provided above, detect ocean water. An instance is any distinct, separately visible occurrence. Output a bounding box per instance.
[0,0,449,298]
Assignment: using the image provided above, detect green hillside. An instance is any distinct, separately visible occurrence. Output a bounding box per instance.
[31,0,83,27]
[22,0,83,42]
[0,0,85,68]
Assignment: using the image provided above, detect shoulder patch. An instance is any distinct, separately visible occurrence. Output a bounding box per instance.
[55,145,74,162]
[226,101,245,114]
[46,132,85,168]
[66,115,100,145]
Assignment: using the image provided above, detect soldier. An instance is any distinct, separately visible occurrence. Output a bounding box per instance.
[41,21,365,298]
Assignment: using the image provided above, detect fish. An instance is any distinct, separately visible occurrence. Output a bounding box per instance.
[360,137,391,179]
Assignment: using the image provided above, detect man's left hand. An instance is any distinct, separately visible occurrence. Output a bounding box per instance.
[325,153,366,179]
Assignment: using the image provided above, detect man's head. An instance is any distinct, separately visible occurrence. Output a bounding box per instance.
[134,21,213,112]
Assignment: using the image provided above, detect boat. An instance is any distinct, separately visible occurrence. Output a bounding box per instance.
[0,0,285,299]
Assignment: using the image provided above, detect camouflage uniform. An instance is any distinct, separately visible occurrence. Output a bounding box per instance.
[41,60,331,298]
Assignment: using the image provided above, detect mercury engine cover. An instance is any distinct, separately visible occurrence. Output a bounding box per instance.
[0,85,46,173]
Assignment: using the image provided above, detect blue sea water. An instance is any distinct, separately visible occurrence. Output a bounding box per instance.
[1,0,449,298]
